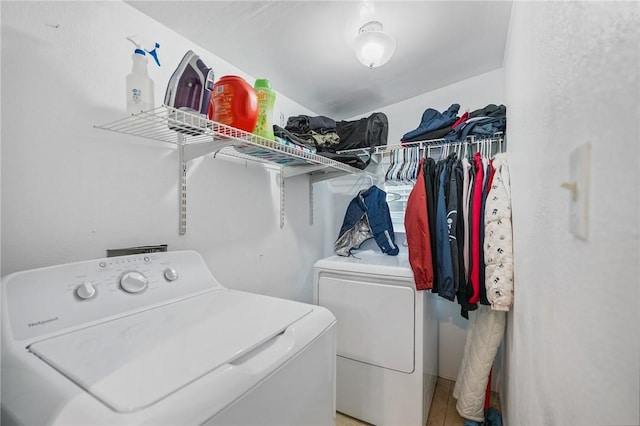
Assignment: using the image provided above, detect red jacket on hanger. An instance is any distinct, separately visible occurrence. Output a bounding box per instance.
[405,158,434,290]
[469,152,485,303]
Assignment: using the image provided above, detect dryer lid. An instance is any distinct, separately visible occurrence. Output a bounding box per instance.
[28,289,312,413]
[314,250,413,278]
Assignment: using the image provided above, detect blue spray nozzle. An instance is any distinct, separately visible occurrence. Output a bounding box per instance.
[127,36,161,67]
[147,42,161,67]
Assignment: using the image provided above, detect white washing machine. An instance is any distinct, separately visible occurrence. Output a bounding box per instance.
[1,250,336,425]
[314,250,438,426]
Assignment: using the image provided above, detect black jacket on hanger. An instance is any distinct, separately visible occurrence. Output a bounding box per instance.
[423,158,438,292]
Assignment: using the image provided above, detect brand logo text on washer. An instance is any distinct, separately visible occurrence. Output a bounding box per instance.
[28,317,59,328]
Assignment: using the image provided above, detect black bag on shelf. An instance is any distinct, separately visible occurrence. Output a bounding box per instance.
[335,112,388,151]
[316,112,389,169]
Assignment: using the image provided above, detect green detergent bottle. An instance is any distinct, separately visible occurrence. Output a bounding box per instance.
[253,79,276,140]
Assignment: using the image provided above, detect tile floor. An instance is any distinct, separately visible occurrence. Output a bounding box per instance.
[335,377,501,426]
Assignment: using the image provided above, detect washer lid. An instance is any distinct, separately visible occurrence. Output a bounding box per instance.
[314,250,413,278]
[28,289,312,413]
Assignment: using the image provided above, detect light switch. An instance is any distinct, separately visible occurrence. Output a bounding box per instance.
[566,143,591,240]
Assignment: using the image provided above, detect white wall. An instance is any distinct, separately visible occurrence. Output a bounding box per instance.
[331,69,505,382]
[0,0,3,408]
[1,1,328,303]
[503,2,639,425]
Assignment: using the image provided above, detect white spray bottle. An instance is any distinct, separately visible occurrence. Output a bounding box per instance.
[126,36,161,115]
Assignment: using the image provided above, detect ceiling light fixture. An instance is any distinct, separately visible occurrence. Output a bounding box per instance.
[354,21,396,69]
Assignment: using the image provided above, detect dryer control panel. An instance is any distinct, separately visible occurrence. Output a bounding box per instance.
[2,250,224,342]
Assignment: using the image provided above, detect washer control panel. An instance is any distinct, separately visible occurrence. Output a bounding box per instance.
[3,251,223,341]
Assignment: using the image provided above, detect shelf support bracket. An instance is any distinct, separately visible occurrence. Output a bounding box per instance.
[178,135,188,235]
[279,171,285,229]
[282,164,330,179]
[310,170,352,183]
[309,178,314,226]
[183,139,236,162]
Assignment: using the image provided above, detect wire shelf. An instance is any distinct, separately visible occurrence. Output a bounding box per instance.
[374,132,505,154]
[95,106,364,175]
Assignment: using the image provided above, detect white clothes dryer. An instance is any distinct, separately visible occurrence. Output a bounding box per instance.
[1,250,336,426]
[314,250,438,426]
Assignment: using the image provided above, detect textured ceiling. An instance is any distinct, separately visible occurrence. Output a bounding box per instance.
[127,1,512,119]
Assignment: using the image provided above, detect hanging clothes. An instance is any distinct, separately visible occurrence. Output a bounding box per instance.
[455,159,474,319]
[468,152,485,304]
[405,158,435,290]
[335,186,399,257]
[452,153,513,422]
[484,153,514,311]
[447,156,461,295]
[434,154,455,301]
[461,159,478,316]
[424,158,439,289]
[478,158,493,306]
[396,135,510,317]
[387,129,511,423]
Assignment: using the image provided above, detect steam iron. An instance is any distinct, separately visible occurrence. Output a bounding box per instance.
[164,50,214,135]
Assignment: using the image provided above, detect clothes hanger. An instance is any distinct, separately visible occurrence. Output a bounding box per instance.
[389,149,400,185]
[403,147,412,184]
[392,149,405,184]
[384,149,395,183]
[409,146,417,182]
[402,146,414,184]
[411,146,420,183]
[350,172,376,193]
[399,148,407,182]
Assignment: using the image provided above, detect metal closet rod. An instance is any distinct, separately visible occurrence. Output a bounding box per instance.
[374,132,505,155]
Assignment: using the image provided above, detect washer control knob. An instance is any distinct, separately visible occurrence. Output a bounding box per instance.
[76,281,97,300]
[163,267,179,282]
[120,271,148,294]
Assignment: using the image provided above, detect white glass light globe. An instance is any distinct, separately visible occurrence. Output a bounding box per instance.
[354,21,396,69]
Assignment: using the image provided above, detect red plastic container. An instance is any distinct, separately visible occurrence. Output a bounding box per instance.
[208,75,258,133]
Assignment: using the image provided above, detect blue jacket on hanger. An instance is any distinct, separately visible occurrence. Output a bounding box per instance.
[435,162,455,300]
[335,185,399,256]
